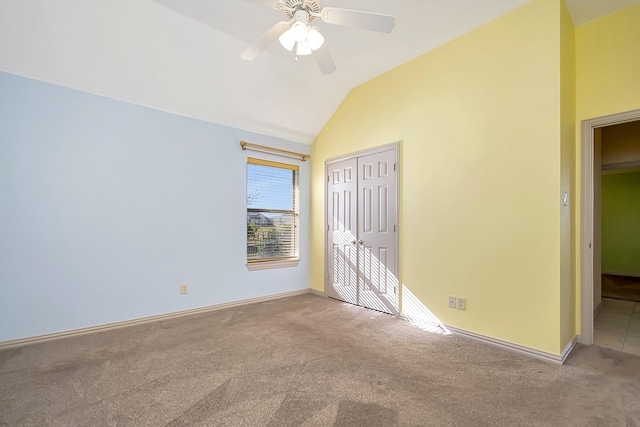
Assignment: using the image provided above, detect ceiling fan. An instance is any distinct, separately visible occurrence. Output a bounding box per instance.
[241,0,395,74]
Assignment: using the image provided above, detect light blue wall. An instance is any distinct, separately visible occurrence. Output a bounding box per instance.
[0,72,311,342]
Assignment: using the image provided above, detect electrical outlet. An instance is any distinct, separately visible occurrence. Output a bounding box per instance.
[180,284,188,294]
[448,296,456,308]
[457,297,466,311]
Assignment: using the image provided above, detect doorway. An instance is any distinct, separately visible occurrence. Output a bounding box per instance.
[325,143,399,315]
[580,109,640,350]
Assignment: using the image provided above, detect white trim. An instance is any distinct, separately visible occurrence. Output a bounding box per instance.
[0,289,312,350]
[325,142,401,165]
[309,288,326,297]
[560,336,579,363]
[246,259,300,271]
[580,109,640,346]
[594,300,603,319]
[446,325,578,365]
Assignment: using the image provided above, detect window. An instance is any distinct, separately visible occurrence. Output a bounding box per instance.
[246,158,299,269]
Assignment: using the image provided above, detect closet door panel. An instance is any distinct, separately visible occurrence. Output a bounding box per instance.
[326,158,358,306]
[357,150,398,315]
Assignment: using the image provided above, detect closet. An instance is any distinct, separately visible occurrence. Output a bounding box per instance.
[325,144,399,315]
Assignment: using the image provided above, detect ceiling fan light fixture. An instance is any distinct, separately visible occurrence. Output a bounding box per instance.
[278,28,296,51]
[306,26,324,51]
[243,0,395,74]
[291,20,308,42]
[296,39,312,56]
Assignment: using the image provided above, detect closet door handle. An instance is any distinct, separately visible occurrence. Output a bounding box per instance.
[357,240,364,245]
[351,240,357,245]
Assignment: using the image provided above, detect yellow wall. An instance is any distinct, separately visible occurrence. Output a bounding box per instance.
[575,4,640,122]
[312,0,567,354]
[559,0,576,351]
[574,4,640,333]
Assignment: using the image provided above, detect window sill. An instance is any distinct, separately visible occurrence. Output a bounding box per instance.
[246,259,300,271]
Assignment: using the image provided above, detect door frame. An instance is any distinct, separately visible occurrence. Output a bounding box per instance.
[579,108,640,344]
[324,142,400,315]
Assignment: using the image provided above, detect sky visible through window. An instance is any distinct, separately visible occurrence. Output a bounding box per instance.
[247,163,293,213]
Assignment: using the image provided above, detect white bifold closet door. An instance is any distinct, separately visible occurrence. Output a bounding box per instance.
[326,147,398,315]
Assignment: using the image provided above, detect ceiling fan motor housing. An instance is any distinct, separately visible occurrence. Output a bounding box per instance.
[282,0,321,21]
[293,9,310,25]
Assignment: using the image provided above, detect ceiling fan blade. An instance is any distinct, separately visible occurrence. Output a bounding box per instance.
[244,0,281,8]
[241,21,290,60]
[313,44,337,75]
[320,8,395,33]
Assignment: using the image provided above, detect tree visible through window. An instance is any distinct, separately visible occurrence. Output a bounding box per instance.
[246,158,299,262]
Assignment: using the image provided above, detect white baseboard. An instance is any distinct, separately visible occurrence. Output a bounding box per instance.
[0,289,313,350]
[560,336,578,363]
[309,288,325,297]
[0,289,579,366]
[445,325,578,365]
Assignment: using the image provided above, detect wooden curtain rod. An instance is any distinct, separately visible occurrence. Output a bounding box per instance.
[240,141,310,162]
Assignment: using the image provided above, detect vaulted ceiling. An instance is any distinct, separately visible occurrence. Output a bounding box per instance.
[0,0,636,144]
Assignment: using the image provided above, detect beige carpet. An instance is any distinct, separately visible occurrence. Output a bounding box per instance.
[1,294,640,426]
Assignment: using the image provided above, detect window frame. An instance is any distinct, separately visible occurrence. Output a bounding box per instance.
[246,157,300,270]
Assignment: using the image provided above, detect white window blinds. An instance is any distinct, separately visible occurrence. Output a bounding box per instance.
[246,158,299,262]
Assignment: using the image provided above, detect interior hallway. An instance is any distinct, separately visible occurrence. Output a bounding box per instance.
[594,297,640,356]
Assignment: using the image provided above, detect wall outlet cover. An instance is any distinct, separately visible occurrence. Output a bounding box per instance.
[448,296,456,308]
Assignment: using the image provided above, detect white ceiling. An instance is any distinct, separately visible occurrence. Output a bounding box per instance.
[0,0,635,144]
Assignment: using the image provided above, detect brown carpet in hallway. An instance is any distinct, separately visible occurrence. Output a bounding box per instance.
[602,274,640,303]
[1,294,640,426]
